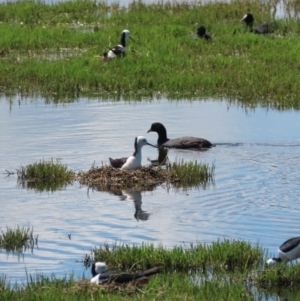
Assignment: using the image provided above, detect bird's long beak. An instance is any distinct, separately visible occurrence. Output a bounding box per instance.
[147,142,157,148]
[129,36,135,42]
[147,128,152,133]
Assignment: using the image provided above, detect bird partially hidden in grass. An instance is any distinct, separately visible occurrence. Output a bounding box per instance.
[267,236,300,266]
[102,29,133,61]
[90,262,161,285]
[109,136,156,170]
[242,13,275,34]
[147,122,213,150]
[196,26,212,40]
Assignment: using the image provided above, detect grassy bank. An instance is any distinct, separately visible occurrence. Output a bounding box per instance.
[2,240,300,300]
[0,272,256,301]
[90,239,263,271]
[0,0,300,107]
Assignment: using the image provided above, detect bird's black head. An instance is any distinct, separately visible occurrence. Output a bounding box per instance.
[197,26,206,37]
[242,13,254,28]
[147,122,166,134]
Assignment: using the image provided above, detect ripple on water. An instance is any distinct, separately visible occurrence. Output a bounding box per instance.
[0,97,300,288]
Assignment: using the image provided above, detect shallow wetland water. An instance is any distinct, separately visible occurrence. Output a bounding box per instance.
[0,96,300,296]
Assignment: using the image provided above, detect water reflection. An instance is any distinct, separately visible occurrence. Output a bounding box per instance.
[147,148,169,167]
[121,190,150,221]
[18,180,71,193]
[110,189,150,221]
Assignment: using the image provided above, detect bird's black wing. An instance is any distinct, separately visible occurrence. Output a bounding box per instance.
[280,237,300,253]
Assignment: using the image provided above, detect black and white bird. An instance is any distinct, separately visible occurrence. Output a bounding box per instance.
[102,29,132,61]
[242,13,274,34]
[90,261,161,285]
[267,236,300,266]
[109,136,156,170]
[147,122,213,150]
[197,26,212,40]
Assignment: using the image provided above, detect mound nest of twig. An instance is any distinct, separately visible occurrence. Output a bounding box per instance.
[69,279,139,294]
[78,166,174,191]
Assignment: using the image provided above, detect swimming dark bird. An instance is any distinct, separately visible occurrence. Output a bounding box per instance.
[90,262,161,285]
[197,26,211,40]
[267,236,300,266]
[109,136,156,170]
[147,122,213,150]
[242,13,274,34]
[102,29,132,61]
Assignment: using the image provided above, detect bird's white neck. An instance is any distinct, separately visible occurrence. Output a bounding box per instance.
[134,148,142,166]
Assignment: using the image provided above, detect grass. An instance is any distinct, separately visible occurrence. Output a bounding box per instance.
[90,239,263,272]
[167,159,215,190]
[78,159,215,191]
[17,158,75,192]
[254,263,300,288]
[0,271,256,301]
[3,240,300,299]
[0,0,300,107]
[0,226,36,253]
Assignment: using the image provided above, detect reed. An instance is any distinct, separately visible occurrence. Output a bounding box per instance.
[91,239,262,272]
[0,226,36,253]
[167,159,215,189]
[0,272,256,301]
[254,263,300,288]
[0,0,300,106]
[17,159,75,185]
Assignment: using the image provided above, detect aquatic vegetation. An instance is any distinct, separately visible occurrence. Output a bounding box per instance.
[0,226,36,253]
[167,159,215,190]
[0,0,300,107]
[17,159,75,190]
[78,159,215,191]
[0,272,256,301]
[254,263,300,288]
[91,239,262,272]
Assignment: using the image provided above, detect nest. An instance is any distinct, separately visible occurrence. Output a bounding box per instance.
[78,166,174,191]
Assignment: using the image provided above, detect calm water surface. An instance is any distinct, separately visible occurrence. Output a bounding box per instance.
[0,96,300,289]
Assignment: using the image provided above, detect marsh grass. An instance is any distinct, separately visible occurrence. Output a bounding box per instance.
[91,239,262,272]
[17,159,75,191]
[167,159,215,190]
[0,226,36,253]
[78,159,215,191]
[254,263,300,288]
[1,0,300,106]
[0,271,256,301]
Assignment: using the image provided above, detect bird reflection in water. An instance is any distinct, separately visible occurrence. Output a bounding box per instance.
[110,190,150,221]
[148,147,169,167]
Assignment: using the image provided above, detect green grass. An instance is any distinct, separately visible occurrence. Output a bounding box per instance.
[17,159,75,192]
[254,263,300,288]
[0,272,256,301]
[167,159,215,190]
[91,239,263,272]
[3,240,300,300]
[0,0,300,106]
[0,226,36,253]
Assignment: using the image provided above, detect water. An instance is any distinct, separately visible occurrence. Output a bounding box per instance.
[0,0,294,19]
[0,96,300,290]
